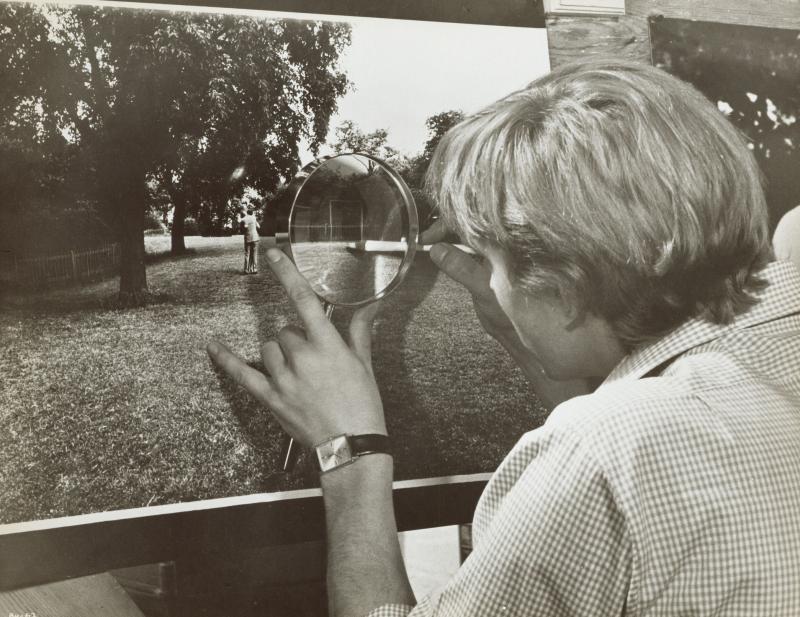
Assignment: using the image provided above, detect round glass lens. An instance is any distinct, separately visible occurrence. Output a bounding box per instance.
[288,153,418,306]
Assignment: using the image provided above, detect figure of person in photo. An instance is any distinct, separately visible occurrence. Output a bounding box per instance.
[773,203,800,272]
[239,203,259,274]
[209,58,800,616]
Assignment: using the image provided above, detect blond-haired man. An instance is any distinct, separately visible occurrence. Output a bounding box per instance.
[209,58,800,616]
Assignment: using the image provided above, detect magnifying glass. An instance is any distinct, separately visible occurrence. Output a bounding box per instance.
[277,152,419,471]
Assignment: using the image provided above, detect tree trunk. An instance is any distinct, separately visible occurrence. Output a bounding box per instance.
[171,193,187,254]
[117,167,149,307]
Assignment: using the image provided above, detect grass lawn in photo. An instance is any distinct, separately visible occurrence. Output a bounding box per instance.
[0,236,547,524]
[291,241,405,305]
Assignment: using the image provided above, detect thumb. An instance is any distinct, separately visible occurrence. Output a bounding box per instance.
[348,301,381,367]
[429,242,490,296]
[419,218,450,245]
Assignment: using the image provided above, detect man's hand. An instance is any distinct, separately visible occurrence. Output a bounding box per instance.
[207,248,386,447]
[423,220,596,409]
[208,248,414,616]
[429,242,519,345]
[422,219,518,345]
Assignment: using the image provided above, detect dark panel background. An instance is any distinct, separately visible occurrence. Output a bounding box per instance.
[650,16,800,229]
[113,0,545,28]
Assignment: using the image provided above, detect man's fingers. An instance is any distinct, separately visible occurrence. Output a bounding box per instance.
[349,301,380,365]
[207,339,275,406]
[419,218,450,245]
[429,242,490,296]
[261,340,287,378]
[277,324,307,356]
[265,248,333,341]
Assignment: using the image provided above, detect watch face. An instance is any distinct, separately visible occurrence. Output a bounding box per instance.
[317,435,352,472]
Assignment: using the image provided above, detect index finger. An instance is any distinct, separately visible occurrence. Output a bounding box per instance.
[265,248,334,340]
[207,339,276,408]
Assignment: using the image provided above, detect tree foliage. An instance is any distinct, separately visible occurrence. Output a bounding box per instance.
[330,120,400,162]
[420,110,465,164]
[327,111,464,227]
[404,110,464,226]
[0,4,351,302]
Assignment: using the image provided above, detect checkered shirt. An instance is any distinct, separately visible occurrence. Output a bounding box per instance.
[368,261,800,617]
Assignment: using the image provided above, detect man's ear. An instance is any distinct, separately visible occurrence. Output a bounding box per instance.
[564,309,587,332]
[560,292,587,332]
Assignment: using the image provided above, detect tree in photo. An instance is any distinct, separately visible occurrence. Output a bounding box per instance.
[405,110,465,227]
[0,4,351,304]
[330,120,402,163]
[327,112,465,227]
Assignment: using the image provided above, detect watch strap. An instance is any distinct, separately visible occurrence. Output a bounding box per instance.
[348,433,391,457]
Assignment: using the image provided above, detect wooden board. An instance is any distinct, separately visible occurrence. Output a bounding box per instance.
[0,475,488,591]
[545,0,800,68]
[546,15,651,66]
[626,0,800,31]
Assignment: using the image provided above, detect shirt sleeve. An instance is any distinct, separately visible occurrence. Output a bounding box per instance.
[367,425,632,617]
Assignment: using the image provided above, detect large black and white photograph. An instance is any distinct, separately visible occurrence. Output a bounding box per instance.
[0,2,549,526]
[2,1,800,616]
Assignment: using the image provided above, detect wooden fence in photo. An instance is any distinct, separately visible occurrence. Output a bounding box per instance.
[0,243,121,288]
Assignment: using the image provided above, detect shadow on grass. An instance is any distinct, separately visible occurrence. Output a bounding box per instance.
[239,241,446,486]
[371,258,442,477]
[236,244,323,487]
[208,356,312,493]
[0,283,180,314]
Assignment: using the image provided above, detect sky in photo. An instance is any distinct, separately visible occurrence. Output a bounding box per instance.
[50,2,549,167]
[305,16,550,163]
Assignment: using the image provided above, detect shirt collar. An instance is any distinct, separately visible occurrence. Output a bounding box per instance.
[602,261,800,384]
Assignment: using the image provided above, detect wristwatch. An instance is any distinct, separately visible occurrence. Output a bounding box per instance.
[314,433,391,473]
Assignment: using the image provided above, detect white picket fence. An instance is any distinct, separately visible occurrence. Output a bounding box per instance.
[0,243,121,287]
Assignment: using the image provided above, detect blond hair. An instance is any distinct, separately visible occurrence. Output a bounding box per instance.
[426,57,772,348]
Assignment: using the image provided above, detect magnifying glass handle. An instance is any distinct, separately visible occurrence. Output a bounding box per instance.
[280,434,299,472]
[279,302,335,472]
